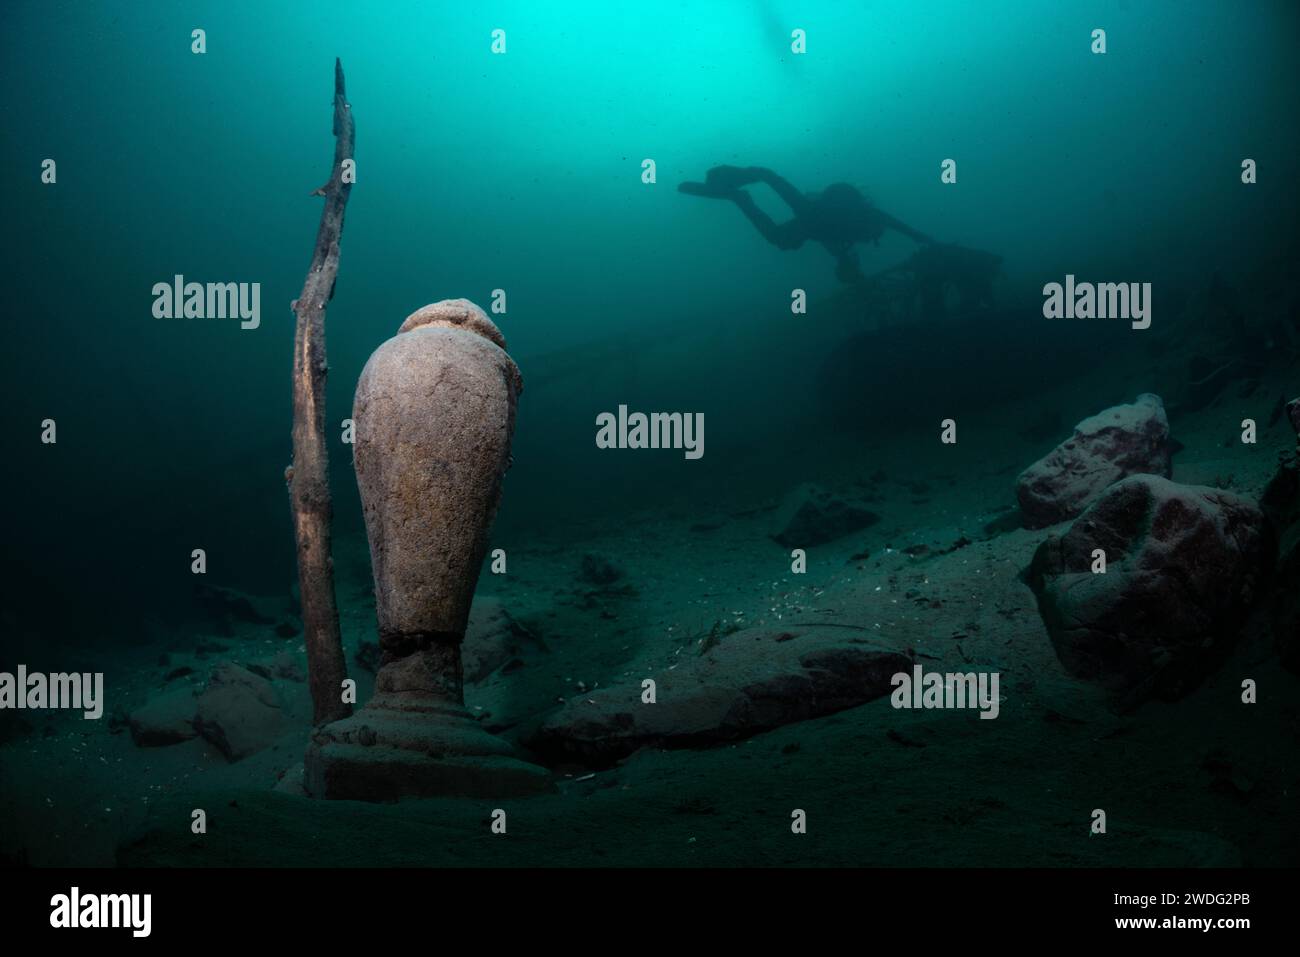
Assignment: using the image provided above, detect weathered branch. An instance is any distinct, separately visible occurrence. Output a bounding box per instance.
[288,58,354,725]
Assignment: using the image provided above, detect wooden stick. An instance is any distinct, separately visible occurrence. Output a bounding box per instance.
[287,58,354,725]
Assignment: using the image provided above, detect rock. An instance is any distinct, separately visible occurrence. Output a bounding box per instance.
[463,597,545,684]
[528,624,911,766]
[1261,438,1300,673]
[578,553,623,587]
[129,688,198,746]
[274,618,301,638]
[194,664,286,761]
[1260,452,1300,551]
[1203,750,1257,799]
[273,763,309,797]
[107,707,130,736]
[1272,544,1300,674]
[192,583,290,635]
[245,651,305,683]
[354,640,381,674]
[272,651,305,682]
[1017,393,1172,529]
[1027,474,1270,700]
[771,484,880,547]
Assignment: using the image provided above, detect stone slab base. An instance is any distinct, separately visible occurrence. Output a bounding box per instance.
[304,703,553,801]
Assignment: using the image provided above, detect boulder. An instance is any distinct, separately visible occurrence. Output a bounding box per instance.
[128,687,198,746]
[194,663,286,761]
[1027,474,1270,700]
[771,484,880,547]
[1017,393,1172,529]
[528,624,910,766]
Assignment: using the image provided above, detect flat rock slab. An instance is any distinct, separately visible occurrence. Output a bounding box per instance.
[194,663,286,761]
[1028,474,1270,700]
[1017,393,1172,529]
[529,624,911,766]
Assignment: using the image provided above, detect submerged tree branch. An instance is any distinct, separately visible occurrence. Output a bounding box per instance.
[287,58,354,725]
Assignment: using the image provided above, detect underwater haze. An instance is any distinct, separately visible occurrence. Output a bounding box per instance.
[2,0,1299,870]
